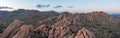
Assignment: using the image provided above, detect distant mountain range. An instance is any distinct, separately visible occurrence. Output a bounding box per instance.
[109,14,120,16]
[0,9,58,21]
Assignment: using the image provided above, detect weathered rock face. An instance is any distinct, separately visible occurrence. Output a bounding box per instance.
[35,24,48,33]
[0,20,34,38]
[1,20,23,38]
[12,25,34,38]
[75,28,95,38]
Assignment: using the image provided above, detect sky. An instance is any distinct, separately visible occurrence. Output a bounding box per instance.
[0,0,120,13]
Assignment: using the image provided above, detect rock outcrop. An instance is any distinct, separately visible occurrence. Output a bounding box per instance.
[0,12,99,38]
[0,20,23,38]
[33,12,95,38]
[75,28,95,38]
[0,20,34,38]
[12,25,34,38]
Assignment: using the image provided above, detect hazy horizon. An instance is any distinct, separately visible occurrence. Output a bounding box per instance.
[0,0,120,13]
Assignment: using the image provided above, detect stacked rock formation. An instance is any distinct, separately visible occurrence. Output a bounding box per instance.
[0,20,34,38]
[0,12,96,38]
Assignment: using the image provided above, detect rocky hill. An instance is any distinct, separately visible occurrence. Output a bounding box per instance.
[0,10,120,38]
[0,14,95,38]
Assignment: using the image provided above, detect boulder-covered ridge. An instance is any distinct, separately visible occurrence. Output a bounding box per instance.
[0,19,95,38]
[0,12,105,38]
[0,11,119,38]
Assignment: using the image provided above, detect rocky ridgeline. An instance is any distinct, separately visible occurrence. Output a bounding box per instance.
[0,11,110,38]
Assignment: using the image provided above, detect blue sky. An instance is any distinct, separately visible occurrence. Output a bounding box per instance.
[0,0,120,13]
